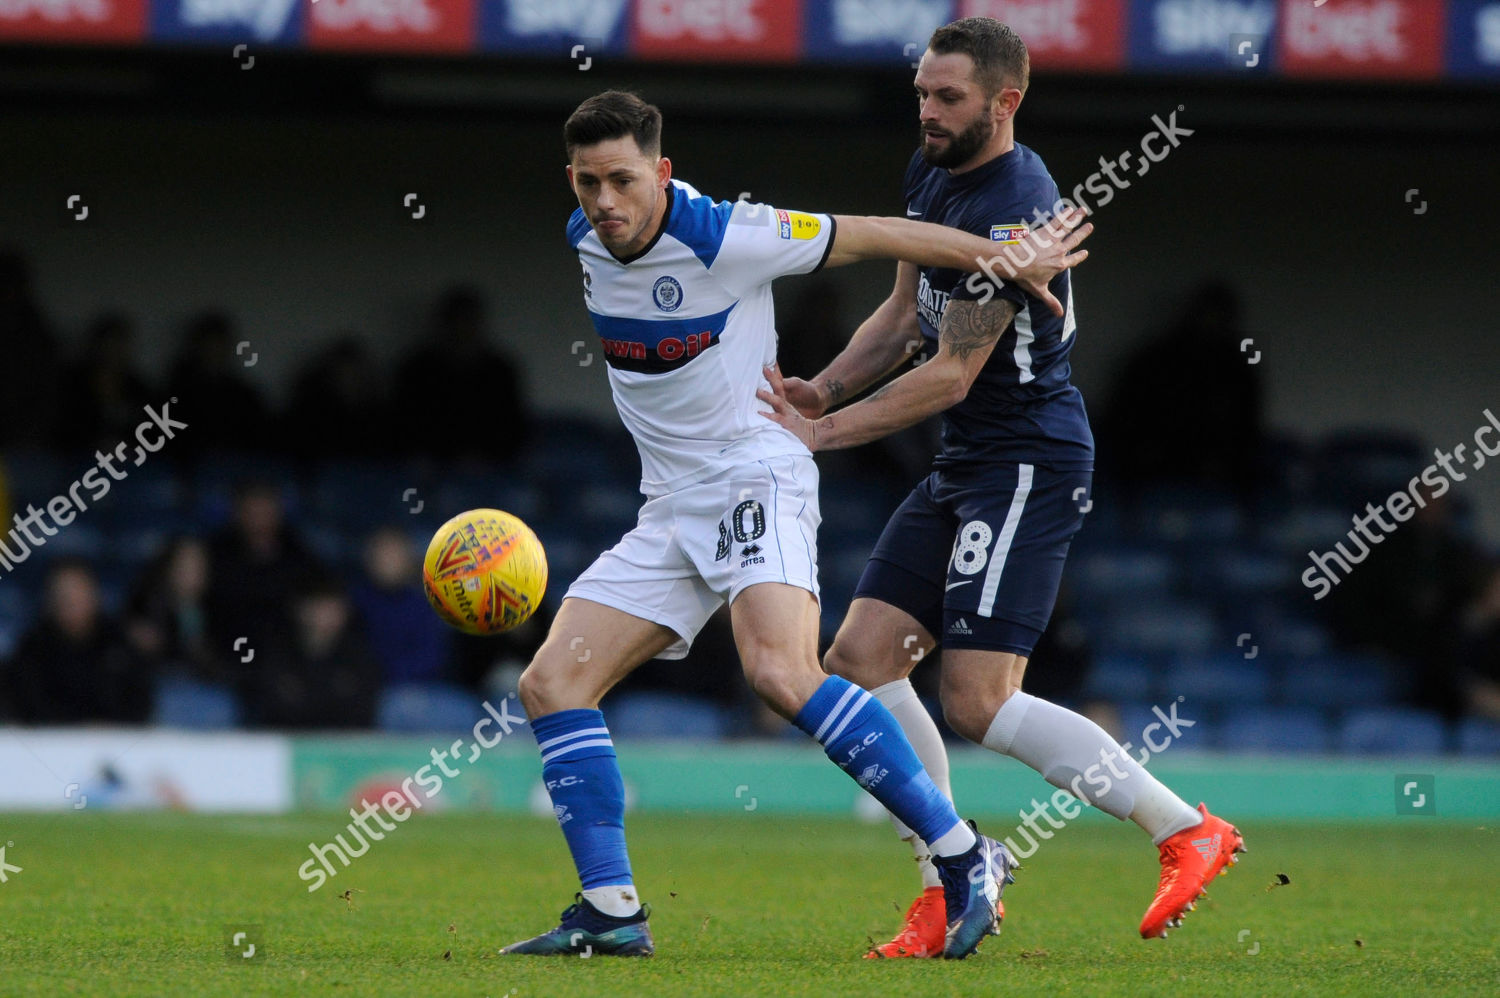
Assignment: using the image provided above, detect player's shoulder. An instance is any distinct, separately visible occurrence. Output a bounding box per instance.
[968,143,1059,225]
[566,207,592,250]
[664,180,736,268]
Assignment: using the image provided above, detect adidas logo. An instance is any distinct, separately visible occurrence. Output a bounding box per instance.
[1191,834,1220,861]
[948,617,973,636]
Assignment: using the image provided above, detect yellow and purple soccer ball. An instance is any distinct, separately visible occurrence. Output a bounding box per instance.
[422,509,547,635]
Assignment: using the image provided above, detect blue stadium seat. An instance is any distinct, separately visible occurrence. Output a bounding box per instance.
[1165,654,1272,707]
[1456,717,1500,755]
[307,460,419,532]
[1132,484,1245,545]
[1218,706,1331,753]
[606,691,728,740]
[1281,653,1396,708]
[1196,547,1294,599]
[1337,707,1447,755]
[1082,653,1156,702]
[1093,599,1217,658]
[152,677,242,729]
[376,683,481,733]
[1261,505,1353,557]
[1071,547,1177,602]
[1314,430,1426,503]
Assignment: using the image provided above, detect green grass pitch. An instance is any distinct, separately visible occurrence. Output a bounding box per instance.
[0,812,1495,996]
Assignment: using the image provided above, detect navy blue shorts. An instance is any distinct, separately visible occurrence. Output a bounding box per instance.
[854,463,1092,656]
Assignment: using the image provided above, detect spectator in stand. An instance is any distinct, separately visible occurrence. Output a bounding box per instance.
[206,480,323,693]
[281,333,388,460]
[1098,280,1265,506]
[0,249,61,448]
[165,310,269,455]
[351,526,451,687]
[5,558,148,724]
[391,285,529,461]
[1461,564,1500,722]
[124,537,230,685]
[247,572,382,728]
[1326,495,1491,721]
[59,311,153,453]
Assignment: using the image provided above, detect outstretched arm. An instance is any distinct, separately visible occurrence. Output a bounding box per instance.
[760,297,1018,452]
[823,210,1090,317]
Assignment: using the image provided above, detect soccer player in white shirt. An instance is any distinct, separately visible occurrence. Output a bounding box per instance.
[499,90,1089,959]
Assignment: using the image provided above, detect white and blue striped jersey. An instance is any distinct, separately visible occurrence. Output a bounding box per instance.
[568,180,837,496]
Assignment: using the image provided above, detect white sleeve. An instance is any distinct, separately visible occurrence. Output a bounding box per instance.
[709,200,836,299]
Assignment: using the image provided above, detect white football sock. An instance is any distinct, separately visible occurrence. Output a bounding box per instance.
[872,678,949,888]
[982,691,1202,844]
[582,884,641,918]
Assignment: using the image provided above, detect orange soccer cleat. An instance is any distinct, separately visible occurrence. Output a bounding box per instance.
[864,886,1008,959]
[1139,803,1245,940]
[865,887,947,959]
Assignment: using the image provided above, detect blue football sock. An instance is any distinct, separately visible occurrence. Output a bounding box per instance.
[793,676,966,851]
[531,708,633,891]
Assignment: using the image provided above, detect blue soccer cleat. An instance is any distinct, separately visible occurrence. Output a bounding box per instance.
[499,895,654,957]
[932,828,1017,959]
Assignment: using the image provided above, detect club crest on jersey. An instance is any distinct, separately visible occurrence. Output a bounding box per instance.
[653,275,684,312]
[775,210,822,240]
[990,223,1028,244]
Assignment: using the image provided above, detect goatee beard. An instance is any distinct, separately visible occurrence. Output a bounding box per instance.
[919,115,994,169]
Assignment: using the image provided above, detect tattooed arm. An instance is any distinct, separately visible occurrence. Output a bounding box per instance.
[760,297,1018,452]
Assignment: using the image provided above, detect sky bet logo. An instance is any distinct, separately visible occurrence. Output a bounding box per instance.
[171,0,301,42]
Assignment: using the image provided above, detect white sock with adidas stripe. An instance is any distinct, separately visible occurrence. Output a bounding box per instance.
[982,691,1202,844]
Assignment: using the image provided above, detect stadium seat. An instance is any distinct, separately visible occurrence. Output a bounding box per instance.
[1314,430,1427,504]
[1337,707,1448,755]
[1093,599,1218,658]
[1132,484,1245,545]
[606,691,729,740]
[1082,653,1156,702]
[152,677,242,729]
[1261,505,1353,557]
[376,683,482,733]
[1456,717,1500,755]
[1070,547,1177,608]
[1281,653,1397,708]
[1165,654,1272,707]
[1218,706,1331,753]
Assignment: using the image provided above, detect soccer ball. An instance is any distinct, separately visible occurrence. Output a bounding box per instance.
[422,509,548,635]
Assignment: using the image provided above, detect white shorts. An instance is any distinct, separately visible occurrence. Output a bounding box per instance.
[566,454,821,659]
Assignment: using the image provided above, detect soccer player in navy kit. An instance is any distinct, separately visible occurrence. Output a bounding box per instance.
[762,19,1243,954]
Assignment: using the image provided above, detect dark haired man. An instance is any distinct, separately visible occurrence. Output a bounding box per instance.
[500,89,1091,959]
[763,18,1243,954]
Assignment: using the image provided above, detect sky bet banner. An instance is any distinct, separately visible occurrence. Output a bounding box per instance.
[1,0,1496,81]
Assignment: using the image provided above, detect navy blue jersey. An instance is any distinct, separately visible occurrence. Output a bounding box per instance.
[903,144,1093,471]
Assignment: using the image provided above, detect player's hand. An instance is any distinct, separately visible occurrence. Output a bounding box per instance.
[757,364,821,451]
[992,207,1093,318]
[779,374,829,418]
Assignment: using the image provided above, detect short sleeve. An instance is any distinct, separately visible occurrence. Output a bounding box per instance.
[950,178,1059,308]
[709,201,837,299]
